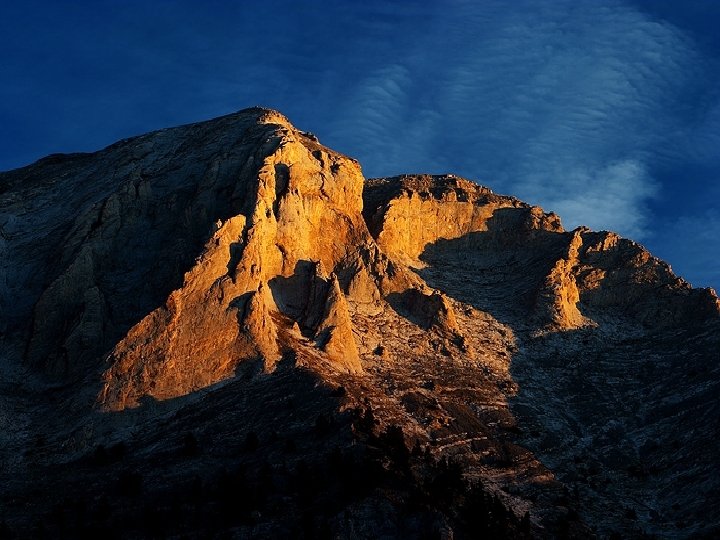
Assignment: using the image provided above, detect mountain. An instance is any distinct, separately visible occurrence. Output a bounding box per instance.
[1,107,719,539]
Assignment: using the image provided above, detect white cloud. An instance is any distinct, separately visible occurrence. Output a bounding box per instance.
[322,0,710,243]
[516,159,657,238]
[324,64,447,176]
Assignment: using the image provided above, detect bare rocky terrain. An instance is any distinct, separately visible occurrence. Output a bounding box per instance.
[1,107,718,539]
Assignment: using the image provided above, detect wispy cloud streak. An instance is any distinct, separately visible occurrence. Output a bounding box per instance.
[0,0,718,288]
[324,1,713,241]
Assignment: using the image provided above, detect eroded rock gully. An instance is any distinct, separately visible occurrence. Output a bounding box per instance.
[1,109,719,538]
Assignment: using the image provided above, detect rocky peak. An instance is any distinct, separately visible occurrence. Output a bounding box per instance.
[93,109,373,409]
[363,173,563,267]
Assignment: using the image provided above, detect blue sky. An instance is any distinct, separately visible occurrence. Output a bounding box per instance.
[1,1,719,291]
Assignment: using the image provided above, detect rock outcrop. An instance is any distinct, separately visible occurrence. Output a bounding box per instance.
[363,175,562,266]
[315,275,362,373]
[535,228,586,329]
[94,109,375,409]
[365,174,719,331]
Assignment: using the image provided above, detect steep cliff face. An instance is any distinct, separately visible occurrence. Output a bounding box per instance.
[364,174,591,331]
[363,175,563,266]
[2,110,719,538]
[98,111,371,409]
[574,230,720,326]
[3,108,294,378]
[0,109,381,410]
[364,174,719,332]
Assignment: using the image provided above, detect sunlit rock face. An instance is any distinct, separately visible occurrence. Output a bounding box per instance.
[97,110,371,409]
[1,108,719,538]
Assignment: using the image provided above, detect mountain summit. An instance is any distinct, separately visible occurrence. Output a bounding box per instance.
[1,108,719,538]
